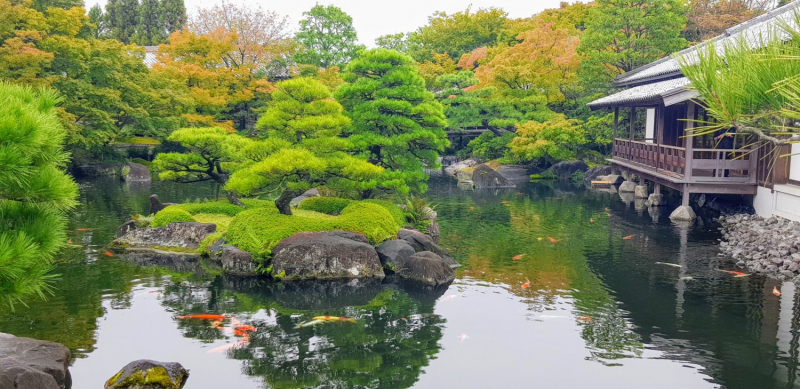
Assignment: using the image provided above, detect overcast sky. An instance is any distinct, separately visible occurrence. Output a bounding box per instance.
[87,0,580,46]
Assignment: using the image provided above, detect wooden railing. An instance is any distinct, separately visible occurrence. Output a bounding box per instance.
[613,138,756,184]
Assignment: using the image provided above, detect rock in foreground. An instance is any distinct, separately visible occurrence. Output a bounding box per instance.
[271,231,385,280]
[397,229,460,269]
[111,222,216,251]
[104,359,188,389]
[0,333,71,389]
[472,164,516,189]
[394,251,455,286]
[548,161,589,180]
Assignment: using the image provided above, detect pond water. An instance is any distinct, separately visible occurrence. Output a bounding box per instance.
[0,175,797,388]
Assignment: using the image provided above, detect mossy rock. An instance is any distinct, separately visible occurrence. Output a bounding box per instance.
[104,359,188,389]
[151,207,196,227]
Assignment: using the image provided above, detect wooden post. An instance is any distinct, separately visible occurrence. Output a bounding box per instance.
[613,106,619,158]
[685,102,695,182]
[655,107,663,171]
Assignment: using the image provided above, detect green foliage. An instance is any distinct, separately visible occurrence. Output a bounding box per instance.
[363,199,406,227]
[159,0,186,35]
[510,116,586,164]
[336,49,450,195]
[458,131,515,161]
[226,202,399,259]
[407,7,509,62]
[582,113,614,155]
[403,196,435,233]
[0,83,78,309]
[198,231,224,256]
[578,0,689,88]
[172,201,247,217]
[294,5,364,68]
[570,170,585,184]
[375,33,409,52]
[132,0,166,45]
[439,87,557,131]
[530,170,557,180]
[151,206,197,227]
[297,197,353,215]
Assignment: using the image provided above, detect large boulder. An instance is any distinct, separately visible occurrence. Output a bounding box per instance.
[584,165,613,183]
[221,245,258,276]
[149,195,177,215]
[104,360,188,389]
[394,251,455,286]
[397,229,460,269]
[73,163,123,177]
[376,239,416,271]
[444,158,478,176]
[271,231,384,280]
[111,222,216,251]
[495,165,531,181]
[121,162,151,182]
[112,249,203,273]
[618,181,637,193]
[0,333,71,389]
[472,164,516,189]
[548,161,589,180]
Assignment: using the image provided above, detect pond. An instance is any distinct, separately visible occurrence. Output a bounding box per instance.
[0,175,797,388]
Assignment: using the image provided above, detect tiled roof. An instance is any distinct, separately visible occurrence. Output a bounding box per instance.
[143,46,159,68]
[587,77,695,109]
[614,1,800,87]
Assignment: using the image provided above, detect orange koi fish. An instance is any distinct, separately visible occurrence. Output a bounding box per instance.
[103,250,114,257]
[439,295,457,302]
[501,201,510,204]
[590,219,595,223]
[401,318,407,321]
[235,325,257,332]
[718,270,749,277]
[512,254,526,261]
[522,279,531,289]
[75,228,95,231]
[578,316,592,322]
[774,287,781,297]
[233,329,250,337]
[178,314,227,321]
[67,239,73,244]
[622,235,634,240]
[312,316,357,323]
[470,207,474,210]
[517,193,524,196]
[607,214,612,217]
[547,237,558,243]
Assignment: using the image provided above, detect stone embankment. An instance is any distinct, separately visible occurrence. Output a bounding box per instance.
[719,214,800,278]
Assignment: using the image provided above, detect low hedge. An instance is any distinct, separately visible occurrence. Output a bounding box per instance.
[297,197,354,215]
[173,202,247,217]
[151,207,196,227]
[226,202,399,259]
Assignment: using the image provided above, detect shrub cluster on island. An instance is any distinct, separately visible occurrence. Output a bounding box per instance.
[110,194,459,286]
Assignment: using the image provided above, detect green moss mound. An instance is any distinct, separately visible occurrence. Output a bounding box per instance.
[363,199,406,227]
[151,207,196,227]
[227,202,399,259]
[297,197,354,215]
[172,202,245,217]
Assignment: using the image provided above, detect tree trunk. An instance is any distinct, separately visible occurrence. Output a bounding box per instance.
[275,190,301,216]
[227,190,246,209]
[360,188,373,200]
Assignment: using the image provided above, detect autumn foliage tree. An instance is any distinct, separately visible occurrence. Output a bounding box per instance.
[509,115,586,165]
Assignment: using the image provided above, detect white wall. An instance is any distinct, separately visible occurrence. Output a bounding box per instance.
[753,186,775,218]
[645,109,655,143]
[755,184,800,222]
[790,143,800,182]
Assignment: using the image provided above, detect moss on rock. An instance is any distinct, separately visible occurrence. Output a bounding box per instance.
[151,207,196,227]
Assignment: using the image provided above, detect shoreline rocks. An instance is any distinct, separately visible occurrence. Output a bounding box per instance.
[0,333,71,389]
[719,214,800,278]
[548,161,588,180]
[271,231,386,280]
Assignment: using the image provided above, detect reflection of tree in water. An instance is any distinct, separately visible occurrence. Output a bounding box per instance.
[161,277,446,389]
[429,178,644,364]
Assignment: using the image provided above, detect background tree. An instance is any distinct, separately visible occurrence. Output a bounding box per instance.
[153,127,258,206]
[160,0,186,35]
[577,0,688,89]
[111,0,139,43]
[336,49,450,196]
[31,0,81,12]
[407,7,508,62]
[228,78,381,214]
[87,4,104,38]
[375,33,410,52]
[294,5,364,68]
[508,115,586,165]
[683,0,770,42]
[133,0,165,45]
[0,83,78,308]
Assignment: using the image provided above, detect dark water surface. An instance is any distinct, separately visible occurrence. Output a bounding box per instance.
[0,176,797,388]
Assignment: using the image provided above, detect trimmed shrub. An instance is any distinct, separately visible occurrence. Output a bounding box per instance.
[241,198,279,211]
[227,202,399,259]
[297,197,354,215]
[174,202,246,217]
[363,199,406,227]
[152,206,196,227]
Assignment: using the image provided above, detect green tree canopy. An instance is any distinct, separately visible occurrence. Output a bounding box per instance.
[229,78,381,214]
[577,0,688,89]
[509,115,586,165]
[0,83,78,309]
[159,0,186,35]
[132,0,165,45]
[407,7,508,62]
[294,5,364,68]
[336,49,450,196]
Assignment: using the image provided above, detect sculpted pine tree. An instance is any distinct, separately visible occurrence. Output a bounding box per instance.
[294,5,364,68]
[0,83,78,308]
[227,78,382,215]
[335,49,450,197]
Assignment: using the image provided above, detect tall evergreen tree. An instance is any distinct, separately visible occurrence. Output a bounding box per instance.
[88,4,104,38]
[335,49,450,197]
[133,0,165,45]
[160,0,186,35]
[104,0,120,39]
[113,0,139,43]
[31,0,82,12]
[294,5,364,68]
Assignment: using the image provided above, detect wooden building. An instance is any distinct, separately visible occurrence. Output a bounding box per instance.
[587,2,800,221]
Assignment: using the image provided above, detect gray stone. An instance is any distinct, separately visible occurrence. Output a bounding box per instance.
[604,174,624,185]
[222,246,257,276]
[635,185,649,199]
[149,195,177,215]
[455,169,474,183]
[548,160,589,180]
[271,231,384,280]
[619,181,637,193]
[376,239,416,271]
[397,229,460,269]
[208,238,226,257]
[0,333,71,389]
[472,164,516,189]
[113,249,203,273]
[394,252,456,286]
[645,193,666,207]
[495,165,532,181]
[444,158,479,176]
[116,220,137,238]
[104,359,188,389]
[289,188,320,207]
[122,162,151,182]
[669,205,697,221]
[111,222,217,251]
[583,165,614,183]
[74,163,123,177]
